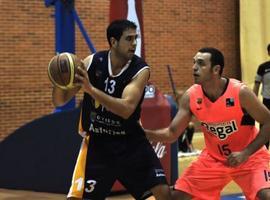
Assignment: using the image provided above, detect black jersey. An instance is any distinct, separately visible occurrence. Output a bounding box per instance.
[255,61,270,99]
[81,51,149,136]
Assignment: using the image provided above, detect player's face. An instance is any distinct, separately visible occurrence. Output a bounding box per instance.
[192,52,213,84]
[115,28,138,60]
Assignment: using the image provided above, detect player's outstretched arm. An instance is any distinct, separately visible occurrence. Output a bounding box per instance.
[145,90,192,143]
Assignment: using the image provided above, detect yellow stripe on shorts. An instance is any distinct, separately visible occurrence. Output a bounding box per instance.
[67,135,90,198]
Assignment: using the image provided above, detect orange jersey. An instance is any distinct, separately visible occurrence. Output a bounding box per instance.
[188,78,269,162]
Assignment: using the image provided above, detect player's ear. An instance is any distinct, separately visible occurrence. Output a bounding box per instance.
[213,65,221,75]
[110,37,118,48]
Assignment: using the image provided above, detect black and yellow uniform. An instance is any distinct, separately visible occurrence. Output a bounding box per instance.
[67,51,167,200]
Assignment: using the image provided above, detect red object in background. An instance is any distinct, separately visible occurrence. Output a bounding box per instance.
[111,86,173,192]
[141,86,172,183]
[109,0,145,58]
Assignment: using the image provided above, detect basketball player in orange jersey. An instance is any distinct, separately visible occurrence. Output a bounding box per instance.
[52,19,171,200]
[145,47,270,200]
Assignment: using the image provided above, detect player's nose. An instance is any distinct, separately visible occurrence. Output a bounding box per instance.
[192,64,198,71]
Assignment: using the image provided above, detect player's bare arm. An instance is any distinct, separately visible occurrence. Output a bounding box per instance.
[52,86,80,107]
[145,90,192,143]
[227,85,270,167]
[76,66,150,119]
[241,85,270,153]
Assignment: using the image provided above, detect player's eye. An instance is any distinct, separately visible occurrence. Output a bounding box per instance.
[198,60,204,65]
[195,60,205,66]
[126,35,138,42]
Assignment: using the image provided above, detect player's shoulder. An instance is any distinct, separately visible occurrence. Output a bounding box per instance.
[258,60,270,69]
[92,50,109,62]
[227,78,246,95]
[95,50,108,56]
[131,54,148,68]
[84,51,109,70]
[184,85,198,102]
[83,54,94,63]
[229,78,242,86]
[83,54,95,70]
[187,84,201,94]
[238,81,253,101]
[238,83,257,109]
[86,50,108,63]
[179,88,191,108]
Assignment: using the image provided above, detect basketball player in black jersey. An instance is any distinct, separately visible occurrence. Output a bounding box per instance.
[52,19,171,200]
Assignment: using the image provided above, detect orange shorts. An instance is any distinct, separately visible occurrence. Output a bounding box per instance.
[175,150,270,200]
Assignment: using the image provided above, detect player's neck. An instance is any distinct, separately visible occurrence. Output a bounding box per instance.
[202,77,228,101]
[110,51,129,73]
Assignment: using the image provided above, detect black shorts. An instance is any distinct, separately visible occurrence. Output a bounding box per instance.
[79,134,167,200]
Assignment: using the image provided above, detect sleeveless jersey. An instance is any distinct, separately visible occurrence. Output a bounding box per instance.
[80,51,149,136]
[188,78,269,162]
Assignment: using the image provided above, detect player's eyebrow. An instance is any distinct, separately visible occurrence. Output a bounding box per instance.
[193,58,205,63]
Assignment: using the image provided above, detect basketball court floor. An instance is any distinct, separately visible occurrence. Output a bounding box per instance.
[0,133,246,199]
[0,188,245,200]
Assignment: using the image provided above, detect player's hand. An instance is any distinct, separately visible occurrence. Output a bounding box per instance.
[227,151,249,167]
[143,128,158,142]
[75,62,93,93]
[143,128,152,140]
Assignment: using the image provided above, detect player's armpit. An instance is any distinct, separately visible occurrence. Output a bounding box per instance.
[240,85,270,125]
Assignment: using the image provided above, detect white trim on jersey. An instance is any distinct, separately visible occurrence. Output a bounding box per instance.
[108,51,132,77]
[85,54,95,71]
[132,66,150,80]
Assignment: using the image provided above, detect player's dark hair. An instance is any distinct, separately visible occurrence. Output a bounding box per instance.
[267,44,270,52]
[107,19,137,46]
[198,47,224,75]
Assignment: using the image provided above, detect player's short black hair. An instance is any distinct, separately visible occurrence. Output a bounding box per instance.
[198,47,224,75]
[107,19,137,46]
[267,44,270,52]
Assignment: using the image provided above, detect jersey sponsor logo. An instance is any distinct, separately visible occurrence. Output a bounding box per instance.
[201,120,238,140]
[264,170,270,182]
[197,98,202,104]
[90,112,122,127]
[226,98,235,107]
[196,98,203,110]
[89,123,126,135]
[95,114,121,127]
[154,169,166,177]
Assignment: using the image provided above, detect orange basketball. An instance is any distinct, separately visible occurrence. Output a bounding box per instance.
[48,52,82,90]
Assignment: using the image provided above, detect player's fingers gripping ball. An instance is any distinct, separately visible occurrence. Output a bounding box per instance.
[48,52,83,90]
